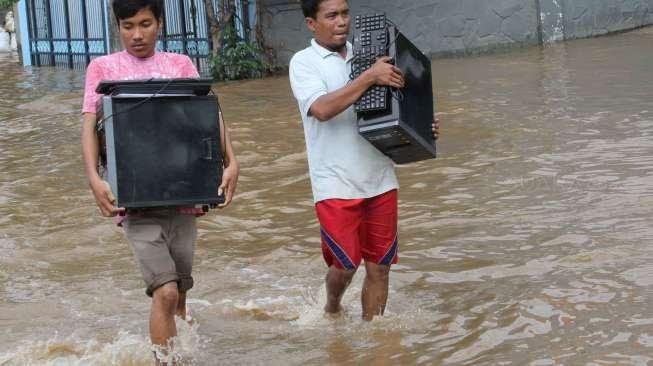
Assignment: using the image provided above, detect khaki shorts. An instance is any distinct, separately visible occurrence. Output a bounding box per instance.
[123,211,197,297]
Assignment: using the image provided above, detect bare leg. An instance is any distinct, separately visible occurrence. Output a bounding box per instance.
[150,282,179,364]
[362,262,390,321]
[176,291,187,319]
[325,266,356,314]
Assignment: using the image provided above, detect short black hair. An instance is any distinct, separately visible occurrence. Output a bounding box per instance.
[301,0,324,19]
[112,0,163,25]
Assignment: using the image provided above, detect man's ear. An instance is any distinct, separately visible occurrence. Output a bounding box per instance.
[305,17,316,33]
[157,17,164,33]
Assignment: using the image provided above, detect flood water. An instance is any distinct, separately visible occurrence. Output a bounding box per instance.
[1,27,653,365]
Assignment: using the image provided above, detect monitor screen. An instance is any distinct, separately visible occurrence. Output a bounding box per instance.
[395,31,434,140]
[105,95,223,208]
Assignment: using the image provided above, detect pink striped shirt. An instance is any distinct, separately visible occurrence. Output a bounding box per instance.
[82,50,199,114]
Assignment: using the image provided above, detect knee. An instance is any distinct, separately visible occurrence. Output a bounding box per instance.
[153,283,180,310]
[366,265,390,282]
[341,269,357,283]
[328,266,357,284]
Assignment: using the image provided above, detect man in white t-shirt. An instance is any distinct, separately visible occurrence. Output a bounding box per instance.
[289,0,440,321]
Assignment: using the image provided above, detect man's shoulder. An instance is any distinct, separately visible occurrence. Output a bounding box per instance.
[88,53,112,65]
[88,51,125,68]
[293,44,315,57]
[157,51,192,62]
[91,51,192,65]
[290,45,319,66]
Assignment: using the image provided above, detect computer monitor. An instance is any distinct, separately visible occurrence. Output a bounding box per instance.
[96,79,224,209]
[354,22,437,164]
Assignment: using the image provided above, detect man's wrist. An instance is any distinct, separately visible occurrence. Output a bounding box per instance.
[224,159,238,169]
[358,69,375,88]
[87,174,103,187]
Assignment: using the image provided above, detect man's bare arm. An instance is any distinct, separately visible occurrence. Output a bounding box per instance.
[81,113,100,183]
[217,112,239,208]
[309,56,404,122]
[81,112,124,216]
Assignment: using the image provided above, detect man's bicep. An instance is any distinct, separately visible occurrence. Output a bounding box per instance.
[82,113,97,127]
[82,61,103,114]
[304,92,327,118]
[289,60,327,116]
[81,114,100,144]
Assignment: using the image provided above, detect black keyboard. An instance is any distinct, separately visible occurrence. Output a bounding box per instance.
[352,14,390,113]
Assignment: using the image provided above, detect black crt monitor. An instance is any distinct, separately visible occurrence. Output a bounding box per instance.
[95,78,225,209]
[356,25,437,164]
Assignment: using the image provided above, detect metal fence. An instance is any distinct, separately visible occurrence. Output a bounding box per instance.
[23,0,254,73]
[160,0,254,74]
[26,0,108,68]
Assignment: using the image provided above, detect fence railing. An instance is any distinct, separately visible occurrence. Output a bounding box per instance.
[23,0,254,74]
[26,0,107,69]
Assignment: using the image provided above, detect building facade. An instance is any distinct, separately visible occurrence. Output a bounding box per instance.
[261,0,653,66]
[12,0,653,70]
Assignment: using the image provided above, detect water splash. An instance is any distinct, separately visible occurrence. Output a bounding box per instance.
[0,317,203,366]
[0,332,151,365]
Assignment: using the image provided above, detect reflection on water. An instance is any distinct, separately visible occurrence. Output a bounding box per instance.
[1,27,653,364]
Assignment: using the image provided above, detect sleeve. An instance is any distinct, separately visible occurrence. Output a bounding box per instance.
[179,56,200,78]
[289,54,327,118]
[81,59,103,114]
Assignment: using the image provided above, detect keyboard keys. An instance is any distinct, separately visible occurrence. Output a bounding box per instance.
[353,13,389,113]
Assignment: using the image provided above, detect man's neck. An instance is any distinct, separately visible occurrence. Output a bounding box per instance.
[124,50,156,59]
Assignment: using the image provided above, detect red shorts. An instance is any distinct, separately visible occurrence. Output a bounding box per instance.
[315,189,398,270]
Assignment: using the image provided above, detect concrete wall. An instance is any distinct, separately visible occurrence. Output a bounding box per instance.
[261,0,653,67]
[559,0,653,39]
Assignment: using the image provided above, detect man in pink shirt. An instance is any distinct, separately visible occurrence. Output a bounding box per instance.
[80,0,238,360]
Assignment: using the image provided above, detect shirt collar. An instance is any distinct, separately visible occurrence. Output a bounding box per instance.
[310,39,352,62]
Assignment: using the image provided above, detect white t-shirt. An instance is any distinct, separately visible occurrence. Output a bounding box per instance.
[289,40,398,203]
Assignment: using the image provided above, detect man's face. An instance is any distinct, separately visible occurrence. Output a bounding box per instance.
[306,0,350,51]
[118,7,161,58]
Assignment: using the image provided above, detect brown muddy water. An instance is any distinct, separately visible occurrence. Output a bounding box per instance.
[1,27,653,365]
